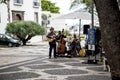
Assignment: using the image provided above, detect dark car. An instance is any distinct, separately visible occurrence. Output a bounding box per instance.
[0,34,21,47]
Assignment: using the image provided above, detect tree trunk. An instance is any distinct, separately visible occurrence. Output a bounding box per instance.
[94,0,120,80]
[25,35,32,42]
[22,39,27,45]
[22,36,32,45]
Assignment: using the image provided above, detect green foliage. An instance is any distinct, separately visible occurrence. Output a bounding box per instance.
[81,0,92,8]
[70,0,92,13]
[6,21,45,37]
[41,0,60,13]
[70,0,80,9]
[0,0,8,4]
[81,0,92,12]
[6,21,45,45]
[65,30,69,36]
[42,14,47,20]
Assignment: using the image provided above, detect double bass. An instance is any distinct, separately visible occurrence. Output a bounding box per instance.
[57,34,66,54]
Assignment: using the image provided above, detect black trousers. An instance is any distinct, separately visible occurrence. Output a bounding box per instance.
[49,43,56,58]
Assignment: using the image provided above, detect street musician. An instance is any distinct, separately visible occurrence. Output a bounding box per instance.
[46,27,57,59]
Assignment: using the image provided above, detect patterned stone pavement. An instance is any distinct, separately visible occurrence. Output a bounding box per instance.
[0,41,111,80]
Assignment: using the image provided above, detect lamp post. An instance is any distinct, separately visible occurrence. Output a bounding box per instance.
[79,19,81,41]
[91,0,94,28]
[87,0,96,63]
[91,0,97,63]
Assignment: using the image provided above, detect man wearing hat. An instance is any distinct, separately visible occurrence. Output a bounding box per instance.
[46,27,57,59]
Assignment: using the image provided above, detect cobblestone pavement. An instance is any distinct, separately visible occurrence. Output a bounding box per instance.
[0,41,111,80]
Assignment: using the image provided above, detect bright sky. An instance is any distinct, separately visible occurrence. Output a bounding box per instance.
[50,0,71,14]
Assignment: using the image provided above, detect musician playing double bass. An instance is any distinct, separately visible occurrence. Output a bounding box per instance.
[56,30,66,55]
[46,27,57,59]
[56,30,66,41]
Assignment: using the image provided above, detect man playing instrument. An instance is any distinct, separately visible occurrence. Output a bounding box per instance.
[46,27,57,59]
[70,34,81,55]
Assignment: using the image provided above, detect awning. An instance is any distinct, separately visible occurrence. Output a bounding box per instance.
[55,10,98,20]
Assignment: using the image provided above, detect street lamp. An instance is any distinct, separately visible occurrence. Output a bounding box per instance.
[91,0,94,28]
[87,0,97,63]
[79,19,81,41]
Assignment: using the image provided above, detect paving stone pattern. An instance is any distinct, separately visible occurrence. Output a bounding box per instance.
[0,42,111,80]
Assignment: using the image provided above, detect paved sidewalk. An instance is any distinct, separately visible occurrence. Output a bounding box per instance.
[0,41,48,66]
[0,41,111,80]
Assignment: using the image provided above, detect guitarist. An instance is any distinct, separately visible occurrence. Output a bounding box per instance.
[46,27,57,59]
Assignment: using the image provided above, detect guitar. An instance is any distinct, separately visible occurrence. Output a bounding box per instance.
[47,35,56,42]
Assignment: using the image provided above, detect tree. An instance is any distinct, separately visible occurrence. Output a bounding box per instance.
[71,0,120,79]
[41,0,60,13]
[81,0,92,12]
[0,0,7,3]
[70,0,90,9]
[0,0,10,22]
[94,0,120,80]
[70,0,81,9]
[70,0,94,13]
[6,21,45,45]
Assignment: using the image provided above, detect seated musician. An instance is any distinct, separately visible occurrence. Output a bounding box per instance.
[69,34,81,53]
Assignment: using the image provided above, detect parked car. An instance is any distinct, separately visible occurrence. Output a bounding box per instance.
[0,34,21,47]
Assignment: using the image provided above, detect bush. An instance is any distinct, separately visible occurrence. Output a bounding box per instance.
[6,21,45,45]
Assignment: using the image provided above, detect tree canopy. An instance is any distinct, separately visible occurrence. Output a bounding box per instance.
[0,0,8,4]
[6,21,45,45]
[81,0,92,12]
[70,0,93,13]
[41,0,60,13]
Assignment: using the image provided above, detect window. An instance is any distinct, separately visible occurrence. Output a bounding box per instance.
[34,12,38,23]
[33,0,40,7]
[14,0,23,5]
[12,11,24,21]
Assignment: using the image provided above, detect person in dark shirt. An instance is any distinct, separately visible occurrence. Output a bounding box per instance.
[56,31,62,40]
[70,34,81,54]
[56,31,66,40]
[46,27,56,59]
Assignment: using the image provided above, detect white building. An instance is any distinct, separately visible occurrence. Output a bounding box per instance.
[47,13,67,32]
[0,0,42,34]
[42,12,66,33]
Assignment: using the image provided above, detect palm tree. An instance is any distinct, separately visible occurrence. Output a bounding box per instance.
[0,0,10,23]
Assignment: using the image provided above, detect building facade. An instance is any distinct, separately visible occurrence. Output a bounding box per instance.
[0,0,42,33]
